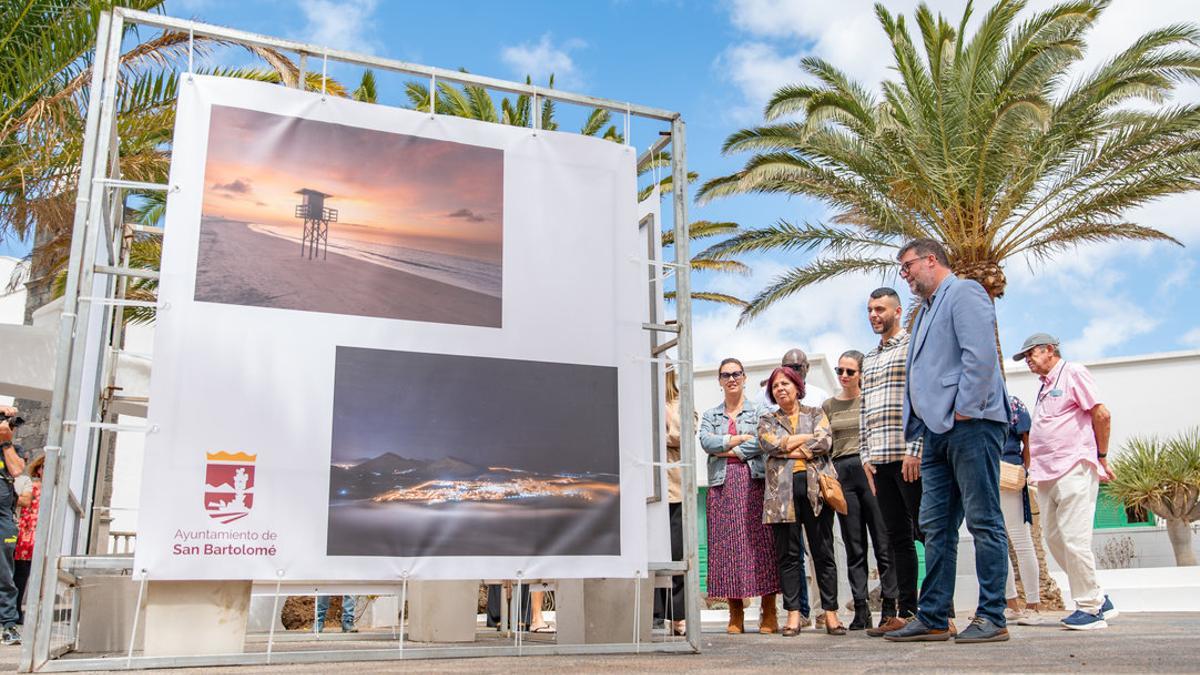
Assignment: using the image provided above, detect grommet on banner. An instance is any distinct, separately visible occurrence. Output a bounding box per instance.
[514,570,524,653]
[127,569,149,669]
[633,569,642,653]
[398,570,409,655]
[266,569,284,664]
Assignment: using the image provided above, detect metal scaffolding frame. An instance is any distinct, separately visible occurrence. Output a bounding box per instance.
[19,7,700,672]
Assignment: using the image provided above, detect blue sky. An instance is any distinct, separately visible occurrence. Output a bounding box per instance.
[6,0,1199,367]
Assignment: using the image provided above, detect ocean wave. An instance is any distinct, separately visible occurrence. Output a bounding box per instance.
[248,223,501,298]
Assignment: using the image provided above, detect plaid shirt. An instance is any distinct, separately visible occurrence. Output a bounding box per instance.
[859,329,923,464]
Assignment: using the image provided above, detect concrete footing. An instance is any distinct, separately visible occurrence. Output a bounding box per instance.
[406,580,478,643]
[555,578,653,644]
[143,580,252,656]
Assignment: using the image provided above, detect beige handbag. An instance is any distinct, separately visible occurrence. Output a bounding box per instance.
[818,472,849,515]
[999,462,1026,491]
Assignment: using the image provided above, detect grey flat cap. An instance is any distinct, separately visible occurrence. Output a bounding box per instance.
[1013,332,1059,361]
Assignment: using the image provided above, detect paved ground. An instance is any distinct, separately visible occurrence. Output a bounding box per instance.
[2,612,1197,673]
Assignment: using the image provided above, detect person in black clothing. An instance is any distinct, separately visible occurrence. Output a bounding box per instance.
[0,405,28,645]
[823,350,898,631]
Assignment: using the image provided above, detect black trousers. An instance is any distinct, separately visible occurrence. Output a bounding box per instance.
[486,583,531,628]
[835,456,898,604]
[653,502,686,621]
[773,472,838,612]
[873,459,923,616]
[14,560,30,624]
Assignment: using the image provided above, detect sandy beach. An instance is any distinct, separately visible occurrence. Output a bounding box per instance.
[194,218,501,327]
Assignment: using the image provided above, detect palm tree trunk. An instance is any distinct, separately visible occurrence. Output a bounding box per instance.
[1165,519,1198,566]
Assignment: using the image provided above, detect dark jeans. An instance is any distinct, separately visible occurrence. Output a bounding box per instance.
[917,419,1008,629]
[834,456,897,604]
[773,472,837,613]
[0,540,17,627]
[873,459,923,616]
[654,502,686,621]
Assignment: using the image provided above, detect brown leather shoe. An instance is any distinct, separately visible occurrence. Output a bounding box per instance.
[727,599,745,634]
[758,594,778,634]
[867,616,908,638]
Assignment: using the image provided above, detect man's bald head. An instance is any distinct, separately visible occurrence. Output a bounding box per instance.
[781,348,809,379]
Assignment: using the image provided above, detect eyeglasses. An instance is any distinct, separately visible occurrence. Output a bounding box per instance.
[898,255,929,278]
[718,371,744,381]
[835,368,858,376]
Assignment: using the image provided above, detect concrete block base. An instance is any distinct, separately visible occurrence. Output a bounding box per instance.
[555,578,653,645]
[406,580,478,643]
[143,580,251,657]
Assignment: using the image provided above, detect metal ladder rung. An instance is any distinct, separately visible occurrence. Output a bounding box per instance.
[95,177,169,192]
[94,265,160,280]
[642,322,679,333]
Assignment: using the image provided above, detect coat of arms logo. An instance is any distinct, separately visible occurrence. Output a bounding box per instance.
[204,451,257,523]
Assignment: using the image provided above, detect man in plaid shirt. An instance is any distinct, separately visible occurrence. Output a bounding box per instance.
[859,287,924,635]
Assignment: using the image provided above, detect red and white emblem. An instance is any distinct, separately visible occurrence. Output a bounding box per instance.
[204,451,257,524]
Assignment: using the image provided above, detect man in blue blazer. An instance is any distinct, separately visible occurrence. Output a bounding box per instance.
[884,239,1011,644]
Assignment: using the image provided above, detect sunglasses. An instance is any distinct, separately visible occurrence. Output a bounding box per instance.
[835,368,858,376]
[783,363,807,372]
[718,371,745,381]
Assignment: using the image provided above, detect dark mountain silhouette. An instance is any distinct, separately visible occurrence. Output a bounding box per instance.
[330,452,525,500]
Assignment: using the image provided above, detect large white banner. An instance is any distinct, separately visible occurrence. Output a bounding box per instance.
[134,76,649,581]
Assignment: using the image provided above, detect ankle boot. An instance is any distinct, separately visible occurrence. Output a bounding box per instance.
[758,594,778,634]
[880,597,898,621]
[849,600,871,630]
[726,598,744,634]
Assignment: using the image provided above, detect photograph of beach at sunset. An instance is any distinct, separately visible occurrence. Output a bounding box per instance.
[194,105,503,326]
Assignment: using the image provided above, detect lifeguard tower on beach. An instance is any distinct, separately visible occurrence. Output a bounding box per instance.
[294,188,337,260]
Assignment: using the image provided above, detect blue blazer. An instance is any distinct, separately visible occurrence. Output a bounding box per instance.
[902,274,1009,440]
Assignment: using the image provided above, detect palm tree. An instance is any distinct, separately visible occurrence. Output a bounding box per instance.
[697,0,1200,610]
[406,74,751,308]
[1108,428,1200,566]
[1,0,345,310]
[697,0,1198,326]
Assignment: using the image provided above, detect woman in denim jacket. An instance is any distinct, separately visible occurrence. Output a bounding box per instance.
[699,358,781,635]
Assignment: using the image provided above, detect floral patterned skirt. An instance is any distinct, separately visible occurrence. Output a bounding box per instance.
[706,462,780,599]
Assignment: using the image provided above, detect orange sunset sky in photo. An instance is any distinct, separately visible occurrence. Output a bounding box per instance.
[200,105,503,262]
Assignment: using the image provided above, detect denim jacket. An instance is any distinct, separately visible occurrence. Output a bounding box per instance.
[699,399,766,486]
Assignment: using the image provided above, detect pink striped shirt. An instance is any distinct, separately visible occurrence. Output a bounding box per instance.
[1028,360,1106,483]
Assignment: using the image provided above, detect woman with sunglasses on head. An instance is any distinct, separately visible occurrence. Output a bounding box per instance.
[699,358,780,635]
[823,351,900,633]
[758,366,843,636]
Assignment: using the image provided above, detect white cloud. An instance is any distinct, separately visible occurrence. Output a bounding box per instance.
[1182,327,1200,350]
[500,35,586,90]
[1062,299,1160,361]
[711,0,1200,361]
[691,257,890,367]
[297,0,380,54]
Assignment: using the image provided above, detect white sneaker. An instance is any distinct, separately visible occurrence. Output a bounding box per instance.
[1003,607,1026,621]
[1016,609,1045,626]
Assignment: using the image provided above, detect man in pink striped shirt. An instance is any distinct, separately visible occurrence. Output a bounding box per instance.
[1013,333,1117,631]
